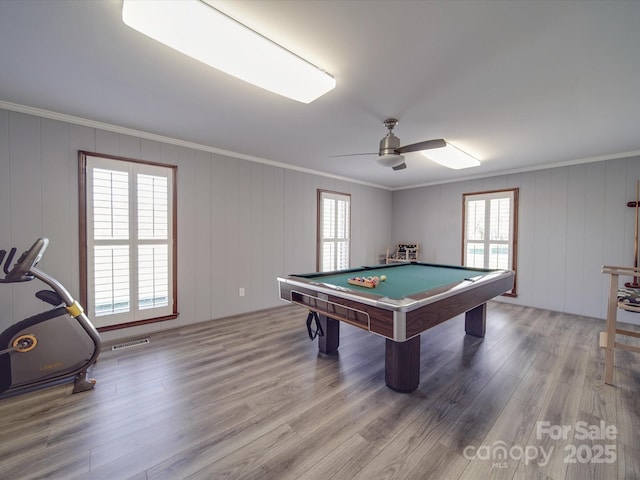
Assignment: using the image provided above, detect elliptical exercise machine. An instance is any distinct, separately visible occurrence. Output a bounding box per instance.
[0,238,101,397]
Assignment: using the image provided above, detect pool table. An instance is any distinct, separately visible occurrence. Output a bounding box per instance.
[277,262,514,392]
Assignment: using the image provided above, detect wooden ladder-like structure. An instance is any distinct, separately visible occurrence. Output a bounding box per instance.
[601,265,640,384]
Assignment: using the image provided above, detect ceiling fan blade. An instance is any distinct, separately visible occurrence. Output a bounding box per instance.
[397,139,446,154]
[329,152,378,158]
[392,162,407,171]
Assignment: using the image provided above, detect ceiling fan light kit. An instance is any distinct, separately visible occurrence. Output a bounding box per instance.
[377,153,406,168]
[121,0,335,103]
[369,118,480,171]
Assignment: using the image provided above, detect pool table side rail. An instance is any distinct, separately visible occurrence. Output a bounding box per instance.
[278,283,394,337]
[277,269,513,313]
[291,262,504,280]
[405,273,514,338]
[277,269,514,341]
[292,289,375,332]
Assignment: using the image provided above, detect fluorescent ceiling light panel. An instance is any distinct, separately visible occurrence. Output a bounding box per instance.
[421,143,481,169]
[122,0,335,103]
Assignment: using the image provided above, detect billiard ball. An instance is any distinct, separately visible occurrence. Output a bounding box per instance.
[380,275,387,282]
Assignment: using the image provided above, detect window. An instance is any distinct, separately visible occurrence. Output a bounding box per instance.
[79,151,177,330]
[463,188,518,295]
[317,190,350,272]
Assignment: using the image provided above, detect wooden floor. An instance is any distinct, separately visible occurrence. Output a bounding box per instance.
[1,302,639,480]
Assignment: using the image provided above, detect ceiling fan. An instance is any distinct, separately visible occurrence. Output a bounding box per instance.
[334,118,446,171]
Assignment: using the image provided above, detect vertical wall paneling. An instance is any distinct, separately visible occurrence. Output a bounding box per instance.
[118,134,142,159]
[481,175,509,192]
[236,159,252,314]
[305,174,318,270]
[391,188,425,260]
[0,110,11,327]
[377,189,393,264]
[511,172,535,307]
[249,162,264,312]
[531,169,552,308]
[260,165,276,307]
[582,162,606,316]
[438,183,465,264]
[95,130,120,157]
[194,151,212,324]
[69,124,96,154]
[272,166,285,281]
[292,172,305,271]
[602,161,628,266]
[564,165,587,315]
[210,154,229,320]
[282,170,296,274]
[354,184,367,266]
[7,112,42,325]
[547,167,569,311]
[299,173,316,273]
[41,118,72,289]
[140,138,162,164]
[224,157,241,315]
[9,113,42,243]
[359,185,392,265]
[175,144,197,328]
[347,183,358,267]
[0,109,9,246]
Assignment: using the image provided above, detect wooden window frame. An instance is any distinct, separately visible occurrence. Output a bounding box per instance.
[79,150,178,331]
[462,188,518,296]
[317,189,351,272]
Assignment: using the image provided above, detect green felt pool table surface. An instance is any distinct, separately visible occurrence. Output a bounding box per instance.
[294,263,496,300]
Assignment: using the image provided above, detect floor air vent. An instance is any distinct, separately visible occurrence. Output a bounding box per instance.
[111,338,150,351]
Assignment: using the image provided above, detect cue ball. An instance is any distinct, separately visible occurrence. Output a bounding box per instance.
[380,275,387,281]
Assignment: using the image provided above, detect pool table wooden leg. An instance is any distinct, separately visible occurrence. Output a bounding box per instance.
[318,315,340,355]
[385,336,421,393]
[465,303,486,338]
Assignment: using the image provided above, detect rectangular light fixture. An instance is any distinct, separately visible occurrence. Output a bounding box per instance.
[421,143,481,169]
[122,0,336,103]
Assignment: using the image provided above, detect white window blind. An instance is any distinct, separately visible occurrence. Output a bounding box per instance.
[138,244,169,310]
[318,191,350,272]
[84,154,175,327]
[463,189,518,294]
[94,245,130,316]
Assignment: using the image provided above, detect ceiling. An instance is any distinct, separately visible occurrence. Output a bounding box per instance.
[1,0,639,190]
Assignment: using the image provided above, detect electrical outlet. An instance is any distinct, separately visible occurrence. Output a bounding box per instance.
[239,287,245,297]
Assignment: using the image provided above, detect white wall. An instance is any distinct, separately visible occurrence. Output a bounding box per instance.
[392,157,640,324]
[3,105,637,339]
[0,109,392,341]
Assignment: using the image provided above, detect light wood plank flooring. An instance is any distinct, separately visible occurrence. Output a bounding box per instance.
[1,302,639,480]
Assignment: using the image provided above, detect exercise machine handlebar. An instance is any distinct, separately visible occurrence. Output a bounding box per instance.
[1,238,49,283]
